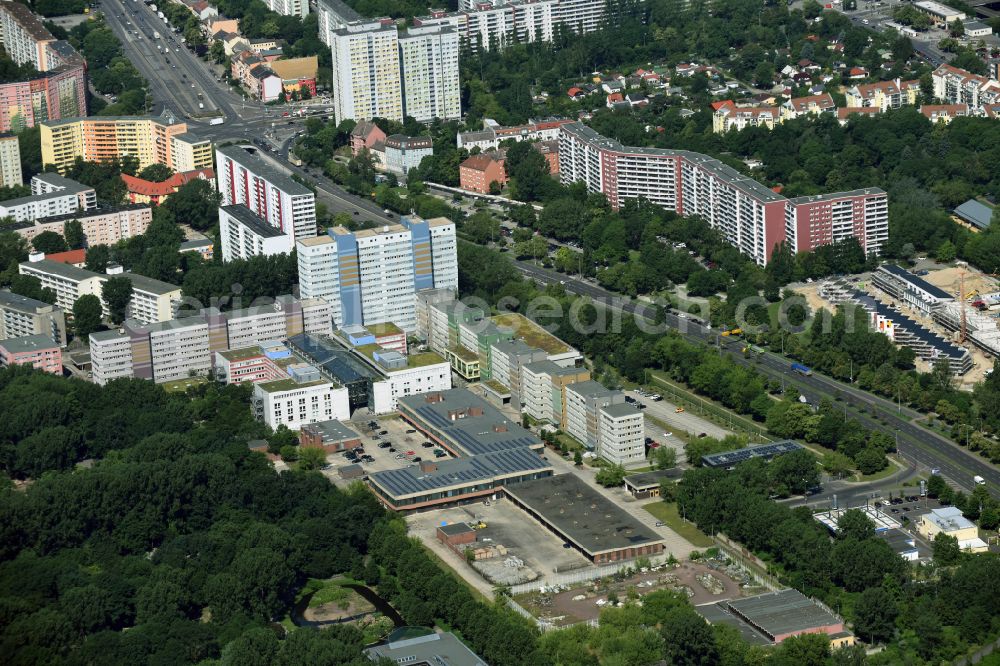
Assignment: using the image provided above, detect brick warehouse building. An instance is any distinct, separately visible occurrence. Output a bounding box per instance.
[559,123,887,265]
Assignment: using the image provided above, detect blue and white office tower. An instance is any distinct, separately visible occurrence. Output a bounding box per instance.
[296,216,457,332]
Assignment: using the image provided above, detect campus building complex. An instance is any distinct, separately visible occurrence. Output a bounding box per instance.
[297,216,458,332]
[329,21,460,122]
[215,145,317,243]
[89,295,332,386]
[559,123,889,264]
[40,117,212,174]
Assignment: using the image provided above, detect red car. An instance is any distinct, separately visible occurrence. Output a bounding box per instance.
[282,111,289,117]
[406,450,415,456]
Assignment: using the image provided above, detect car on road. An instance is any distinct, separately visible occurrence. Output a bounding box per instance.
[655,521,665,527]
[282,111,289,117]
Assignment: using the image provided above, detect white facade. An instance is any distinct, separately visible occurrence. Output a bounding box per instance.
[297,236,343,325]
[219,205,294,262]
[297,217,457,332]
[381,361,452,412]
[383,135,434,176]
[18,259,103,311]
[521,362,557,423]
[356,226,417,332]
[254,379,351,430]
[89,332,133,385]
[264,0,309,18]
[215,145,317,241]
[145,319,212,383]
[398,25,461,123]
[0,174,96,223]
[597,403,645,466]
[331,22,404,122]
[301,298,334,337]
[0,2,54,71]
[0,135,22,188]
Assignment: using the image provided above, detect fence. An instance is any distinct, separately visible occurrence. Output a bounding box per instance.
[712,534,782,593]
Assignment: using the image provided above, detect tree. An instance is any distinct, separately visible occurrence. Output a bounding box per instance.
[936,239,956,263]
[854,447,887,475]
[768,449,820,495]
[101,276,133,325]
[837,509,875,541]
[137,163,174,182]
[932,532,962,566]
[63,220,85,249]
[652,446,676,470]
[299,446,327,471]
[32,230,68,254]
[661,608,720,665]
[949,18,965,37]
[73,294,103,339]
[595,463,626,487]
[822,451,854,479]
[505,141,552,202]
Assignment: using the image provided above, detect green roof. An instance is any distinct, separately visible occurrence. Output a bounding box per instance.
[408,351,447,368]
[491,312,571,355]
[218,346,265,362]
[257,377,328,393]
[483,378,511,395]
[368,321,403,336]
[448,345,479,362]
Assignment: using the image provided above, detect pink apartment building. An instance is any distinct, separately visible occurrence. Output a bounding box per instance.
[0,334,62,374]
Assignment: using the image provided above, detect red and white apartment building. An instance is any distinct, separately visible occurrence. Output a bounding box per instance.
[215,145,317,241]
[559,123,887,265]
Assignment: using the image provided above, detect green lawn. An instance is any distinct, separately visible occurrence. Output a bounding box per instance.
[642,501,714,548]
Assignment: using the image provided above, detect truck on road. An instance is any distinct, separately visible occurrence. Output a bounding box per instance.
[975,475,986,485]
[208,117,224,125]
[791,362,812,376]
[153,31,160,39]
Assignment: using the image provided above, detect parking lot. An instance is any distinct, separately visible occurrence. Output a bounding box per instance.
[320,415,455,483]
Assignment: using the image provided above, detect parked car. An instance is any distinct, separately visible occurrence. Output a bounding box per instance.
[422,441,434,448]
[378,430,388,435]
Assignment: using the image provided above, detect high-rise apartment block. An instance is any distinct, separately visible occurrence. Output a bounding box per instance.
[559,123,889,264]
[40,117,212,174]
[398,25,461,123]
[218,205,295,262]
[215,145,317,244]
[0,134,21,187]
[0,290,66,346]
[415,0,608,52]
[0,1,56,70]
[0,4,86,132]
[263,0,308,18]
[331,22,404,122]
[330,21,461,122]
[297,216,458,332]
[565,380,644,467]
[7,205,152,247]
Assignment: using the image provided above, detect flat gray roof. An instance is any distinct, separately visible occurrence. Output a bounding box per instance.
[954,199,994,230]
[90,329,127,343]
[301,419,359,444]
[523,359,583,377]
[365,632,487,666]
[123,272,181,296]
[0,290,58,313]
[368,447,551,499]
[567,379,617,399]
[20,258,95,282]
[786,187,886,204]
[602,402,641,418]
[624,468,682,490]
[216,145,312,196]
[877,263,953,300]
[221,204,287,238]
[696,602,772,646]
[127,315,205,334]
[504,474,664,557]
[398,389,541,456]
[725,589,841,640]
[702,441,802,468]
[0,333,59,353]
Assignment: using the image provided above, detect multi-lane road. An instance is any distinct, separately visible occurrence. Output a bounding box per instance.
[513,259,1000,498]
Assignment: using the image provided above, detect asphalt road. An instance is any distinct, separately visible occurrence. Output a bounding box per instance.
[513,260,1000,498]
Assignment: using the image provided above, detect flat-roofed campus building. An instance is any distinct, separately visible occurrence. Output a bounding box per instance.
[364,631,487,666]
[398,388,542,457]
[0,290,66,346]
[40,117,212,174]
[560,123,888,264]
[917,506,988,552]
[504,473,665,563]
[564,380,645,466]
[299,419,361,452]
[252,366,351,431]
[367,447,553,511]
